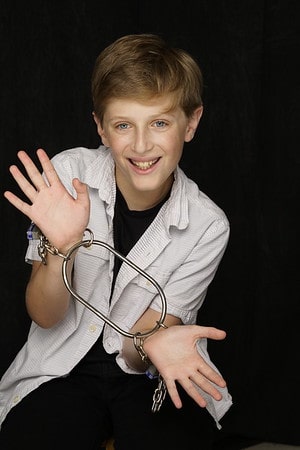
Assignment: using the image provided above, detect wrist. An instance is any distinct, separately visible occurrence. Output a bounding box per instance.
[134,322,168,365]
[133,334,151,365]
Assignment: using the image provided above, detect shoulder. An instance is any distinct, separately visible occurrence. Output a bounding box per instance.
[175,167,229,228]
[50,145,113,184]
[51,145,107,167]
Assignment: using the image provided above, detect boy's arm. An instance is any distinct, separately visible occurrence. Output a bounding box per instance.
[25,257,74,328]
[4,149,90,327]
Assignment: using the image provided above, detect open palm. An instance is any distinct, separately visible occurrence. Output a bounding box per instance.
[4,148,90,251]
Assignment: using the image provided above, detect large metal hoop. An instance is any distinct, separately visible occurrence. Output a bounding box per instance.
[62,229,167,339]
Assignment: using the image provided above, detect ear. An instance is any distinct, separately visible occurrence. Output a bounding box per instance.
[184,106,203,142]
[93,112,110,147]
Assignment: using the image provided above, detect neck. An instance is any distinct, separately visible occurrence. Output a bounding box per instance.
[117,177,173,211]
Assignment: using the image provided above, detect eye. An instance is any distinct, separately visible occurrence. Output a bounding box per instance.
[116,123,130,130]
[153,120,167,128]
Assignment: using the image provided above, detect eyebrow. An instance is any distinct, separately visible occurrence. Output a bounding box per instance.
[107,109,178,122]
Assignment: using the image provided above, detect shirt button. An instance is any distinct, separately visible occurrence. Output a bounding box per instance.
[88,324,97,333]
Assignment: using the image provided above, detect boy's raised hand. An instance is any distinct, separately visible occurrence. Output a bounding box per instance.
[4,148,90,252]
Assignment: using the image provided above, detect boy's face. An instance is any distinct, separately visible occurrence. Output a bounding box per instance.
[94,95,202,210]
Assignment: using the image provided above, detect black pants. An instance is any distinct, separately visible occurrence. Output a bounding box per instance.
[0,370,215,450]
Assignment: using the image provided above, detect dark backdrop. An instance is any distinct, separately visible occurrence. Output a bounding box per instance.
[0,1,299,448]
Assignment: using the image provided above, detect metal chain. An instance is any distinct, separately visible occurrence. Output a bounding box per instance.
[38,234,69,264]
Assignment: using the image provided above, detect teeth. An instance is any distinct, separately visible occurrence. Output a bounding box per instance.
[132,159,157,170]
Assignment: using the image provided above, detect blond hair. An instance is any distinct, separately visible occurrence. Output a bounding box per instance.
[91,34,203,123]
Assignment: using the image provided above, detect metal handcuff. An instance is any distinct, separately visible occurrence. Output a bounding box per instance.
[31,225,168,412]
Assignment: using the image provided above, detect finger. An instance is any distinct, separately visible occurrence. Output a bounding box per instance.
[8,164,38,203]
[189,372,223,401]
[195,358,226,388]
[72,178,89,200]
[3,190,32,218]
[36,148,61,186]
[177,378,208,408]
[164,379,183,409]
[196,326,226,341]
[72,179,90,219]
[17,151,49,191]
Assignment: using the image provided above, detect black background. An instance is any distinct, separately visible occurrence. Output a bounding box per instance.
[0,1,299,448]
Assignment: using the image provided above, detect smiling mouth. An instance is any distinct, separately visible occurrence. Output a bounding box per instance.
[130,158,159,170]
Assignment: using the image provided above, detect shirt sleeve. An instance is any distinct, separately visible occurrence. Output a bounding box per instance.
[151,217,230,323]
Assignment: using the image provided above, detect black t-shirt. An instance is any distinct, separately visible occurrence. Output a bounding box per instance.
[73,187,169,376]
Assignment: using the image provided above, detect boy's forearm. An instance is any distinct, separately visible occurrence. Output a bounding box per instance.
[25,254,74,328]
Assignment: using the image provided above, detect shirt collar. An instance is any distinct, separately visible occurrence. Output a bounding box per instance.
[82,146,189,230]
[83,146,116,205]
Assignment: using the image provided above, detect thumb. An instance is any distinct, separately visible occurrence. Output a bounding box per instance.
[196,326,226,341]
[72,178,89,200]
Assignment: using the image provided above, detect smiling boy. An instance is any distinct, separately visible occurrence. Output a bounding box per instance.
[0,34,232,450]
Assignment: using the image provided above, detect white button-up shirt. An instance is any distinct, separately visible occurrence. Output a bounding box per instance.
[0,146,232,427]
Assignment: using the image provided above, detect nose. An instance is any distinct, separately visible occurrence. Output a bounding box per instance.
[131,127,152,154]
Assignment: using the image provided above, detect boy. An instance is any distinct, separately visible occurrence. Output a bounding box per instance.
[0,34,232,449]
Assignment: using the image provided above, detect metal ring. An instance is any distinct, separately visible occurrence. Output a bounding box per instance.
[62,231,167,339]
